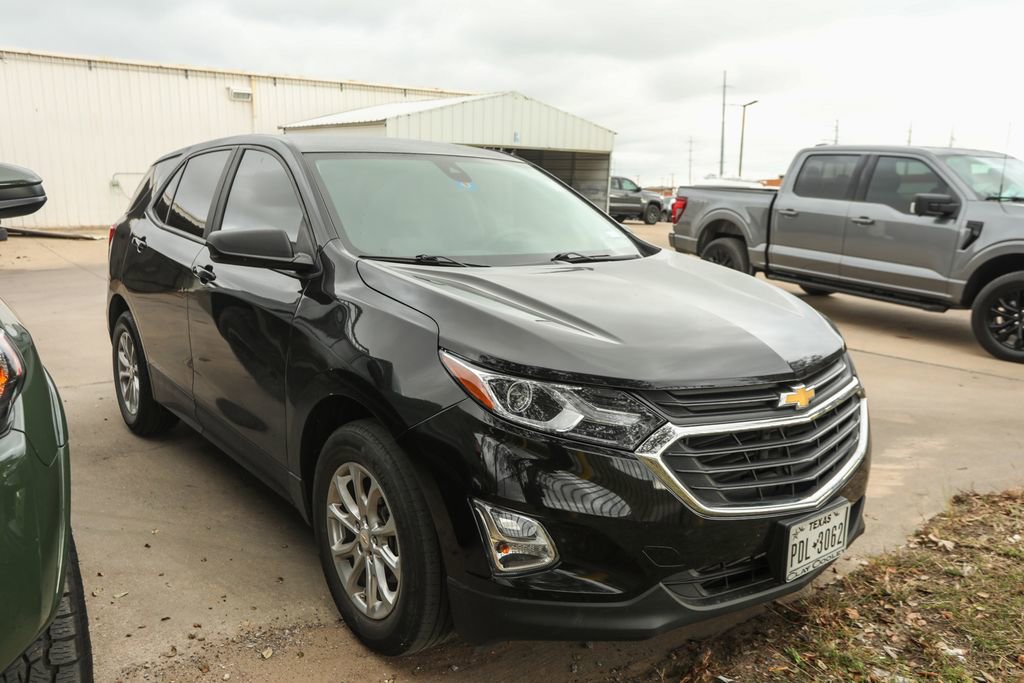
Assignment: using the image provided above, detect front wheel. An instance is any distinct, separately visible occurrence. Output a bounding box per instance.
[313,420,450,655]
[971,271,1024,362]
[643,204,660,225]
[700,236,751,274]
[1,534,94,683]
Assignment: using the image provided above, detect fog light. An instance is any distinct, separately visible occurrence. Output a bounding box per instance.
[472,500,558,574]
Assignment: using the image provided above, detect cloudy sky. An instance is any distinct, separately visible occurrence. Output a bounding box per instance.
[4,0,1023,187]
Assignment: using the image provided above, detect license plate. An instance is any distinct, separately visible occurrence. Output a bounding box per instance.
[784,502,850,582]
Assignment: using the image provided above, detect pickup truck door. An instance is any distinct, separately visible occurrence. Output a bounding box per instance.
[769,154,864,278]
[608,177,626,215]
[618,177,644,216]
[840,155,960,299]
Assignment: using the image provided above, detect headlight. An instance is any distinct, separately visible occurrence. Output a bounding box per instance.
[440,351,664,449]
[0,331,25,429]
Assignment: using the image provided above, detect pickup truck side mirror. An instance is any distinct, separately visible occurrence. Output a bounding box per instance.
[207,228,316,273]
[0,162,47,219]
[912,193,959,218]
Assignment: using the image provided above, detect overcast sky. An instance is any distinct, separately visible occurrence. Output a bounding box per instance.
[4,0,1023,187]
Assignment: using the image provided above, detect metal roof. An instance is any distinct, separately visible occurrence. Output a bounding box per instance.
[281,93,496,129]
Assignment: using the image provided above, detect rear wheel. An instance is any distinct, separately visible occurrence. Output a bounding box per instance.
[800,285,833,297]
[971,271,1024,363]
[313,420,449,655]
[112,312,178,436]
[1,534,94,683]
[643,204,660,225]
[700,236,750,274]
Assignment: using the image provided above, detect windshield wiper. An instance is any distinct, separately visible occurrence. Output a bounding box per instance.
[550,252,640,264]
[985,195,1024,202]
[362,254,489,267]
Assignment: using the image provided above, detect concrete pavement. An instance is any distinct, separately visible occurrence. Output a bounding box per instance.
[1,226,1021,681]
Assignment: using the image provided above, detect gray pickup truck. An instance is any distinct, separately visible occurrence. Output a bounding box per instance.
[670,145,1024,362]
[609,176,667,224]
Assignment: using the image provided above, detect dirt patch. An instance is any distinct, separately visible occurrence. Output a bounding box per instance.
[644,490,1024,682]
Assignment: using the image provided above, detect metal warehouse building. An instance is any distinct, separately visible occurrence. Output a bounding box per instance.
[0,49,615,229]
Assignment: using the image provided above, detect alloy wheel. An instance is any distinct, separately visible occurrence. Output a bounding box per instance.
[116,331,140,415]
[325,462,401,620]
[986,286,1024,352]
[703,245,735,269]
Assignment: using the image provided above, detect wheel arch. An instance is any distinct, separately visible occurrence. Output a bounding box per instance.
[961,252,1024,307]
[697,214,748,254]
[107,293,130,339]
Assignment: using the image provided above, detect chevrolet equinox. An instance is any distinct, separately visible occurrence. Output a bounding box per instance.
[106,135,870,655]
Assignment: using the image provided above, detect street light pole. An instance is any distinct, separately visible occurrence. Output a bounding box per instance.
[738,99,758,178]
[719,71,727,177]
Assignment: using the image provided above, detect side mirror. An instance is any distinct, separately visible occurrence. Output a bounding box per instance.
[207,228,316,273]
[912,193,959,218]
[0,163,47,219]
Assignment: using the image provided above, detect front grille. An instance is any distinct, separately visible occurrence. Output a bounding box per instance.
[661,394,863,508]
[664,553,774,602]
[642,355,851,425]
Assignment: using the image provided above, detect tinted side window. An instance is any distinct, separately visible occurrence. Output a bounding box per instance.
[166,150,231,237]
[154,166,183,224]
[220,150,306,244]
[793,155,860,200]
[865,156,950,214]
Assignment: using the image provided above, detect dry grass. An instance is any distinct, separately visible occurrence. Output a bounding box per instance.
[646,490,1024,683]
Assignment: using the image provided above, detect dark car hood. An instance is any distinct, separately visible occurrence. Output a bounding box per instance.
[356,251,844,389]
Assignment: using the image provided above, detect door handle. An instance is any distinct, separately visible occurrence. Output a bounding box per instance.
[851,216,875,225]
[192,264,217,284]
[131,234,147,253]
[777,208,799,217]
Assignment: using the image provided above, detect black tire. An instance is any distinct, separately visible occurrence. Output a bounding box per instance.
[700,236,751,274]
[313,419,450,655]
[661,209,670,222]
[613,215,627,223]
[112,311,178,436]
[1,534,94,683]
[971,271,1024,363]
[800,285,833,297]
[643,204,660,225]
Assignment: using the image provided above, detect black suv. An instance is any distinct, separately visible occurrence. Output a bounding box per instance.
[107,135,870,655]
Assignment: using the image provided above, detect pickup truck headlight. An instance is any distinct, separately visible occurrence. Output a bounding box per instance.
[440,351,664,449]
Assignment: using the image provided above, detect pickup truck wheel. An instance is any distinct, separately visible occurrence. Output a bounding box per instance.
[700,237,750,274]
[800,285,833,297]
[643,204,660,225]
[661,208,670,222]
[971,272,1024,362]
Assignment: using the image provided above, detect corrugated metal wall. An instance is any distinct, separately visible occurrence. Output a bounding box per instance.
[0,50,466,228]
[388,92,615,153]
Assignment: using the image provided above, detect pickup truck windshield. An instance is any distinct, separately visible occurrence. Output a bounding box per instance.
[309,153,641,266]
[943,154,1024,200]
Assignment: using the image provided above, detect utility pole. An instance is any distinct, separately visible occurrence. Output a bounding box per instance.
[719,71,727,177]
[907,122,913,145]
[738,99,758,178]
[833,120,839,144]
[688,136,694,184]
[948,127,955,147]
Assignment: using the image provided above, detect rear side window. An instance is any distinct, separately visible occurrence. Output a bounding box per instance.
[128,156,181,216]
[165,150,231,237]
[864,156,951,214]
[220,150,307,244]
[153,166,183,224]
[793,155,860,200]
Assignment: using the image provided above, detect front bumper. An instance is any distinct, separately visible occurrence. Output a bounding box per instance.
[402,400,870,643]
[0,372,71,670]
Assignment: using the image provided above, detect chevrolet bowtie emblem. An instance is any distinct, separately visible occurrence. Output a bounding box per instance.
[779,384,815,410]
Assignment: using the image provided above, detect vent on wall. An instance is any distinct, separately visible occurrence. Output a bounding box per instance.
[227,87,253,102]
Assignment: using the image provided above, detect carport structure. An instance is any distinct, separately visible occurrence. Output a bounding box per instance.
[280,91,616,210]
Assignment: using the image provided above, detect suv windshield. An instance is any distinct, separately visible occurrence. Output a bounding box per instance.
[308,153,642,266]
[943,154,1024,200]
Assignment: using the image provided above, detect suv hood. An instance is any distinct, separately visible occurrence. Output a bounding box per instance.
[356,251,844,389]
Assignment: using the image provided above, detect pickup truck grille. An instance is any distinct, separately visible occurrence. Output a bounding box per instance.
[642,355,851,425]
[661,393,862,508]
